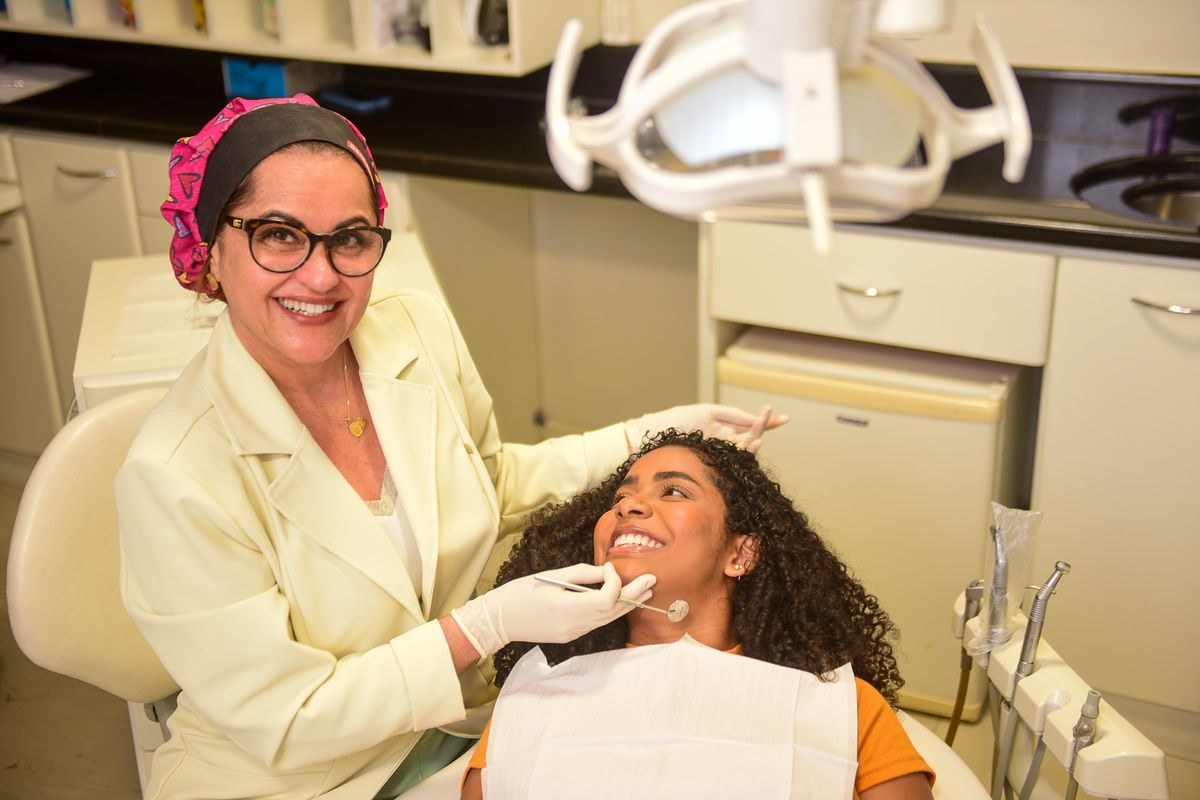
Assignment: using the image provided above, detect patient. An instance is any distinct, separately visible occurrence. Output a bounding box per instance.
[462,430,934,800]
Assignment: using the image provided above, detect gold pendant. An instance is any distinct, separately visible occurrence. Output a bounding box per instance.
[348,417,367,438]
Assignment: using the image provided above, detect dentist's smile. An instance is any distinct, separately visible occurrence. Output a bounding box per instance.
[277,297,338,317]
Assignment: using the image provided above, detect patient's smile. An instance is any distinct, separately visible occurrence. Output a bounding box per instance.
[609,529,665,554]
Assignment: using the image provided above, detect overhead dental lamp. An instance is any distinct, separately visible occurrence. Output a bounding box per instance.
[545,0,1031,251]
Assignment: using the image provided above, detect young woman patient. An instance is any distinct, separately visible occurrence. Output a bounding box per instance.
[462,430,934,800]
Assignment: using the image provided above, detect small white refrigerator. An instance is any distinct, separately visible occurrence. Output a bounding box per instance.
[718,327,1033,719]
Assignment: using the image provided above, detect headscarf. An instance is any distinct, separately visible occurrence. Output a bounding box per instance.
[161,94,388,295]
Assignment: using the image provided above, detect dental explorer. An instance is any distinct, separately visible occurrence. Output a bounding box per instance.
[533,574,690,622]
[1063,690,1101,800]
[946,578,984,746]
[991,561,1071,800]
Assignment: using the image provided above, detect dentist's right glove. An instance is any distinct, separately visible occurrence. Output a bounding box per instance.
[450,563,655,658]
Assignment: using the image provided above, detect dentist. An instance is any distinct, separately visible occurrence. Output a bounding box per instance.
[116,94,783,800]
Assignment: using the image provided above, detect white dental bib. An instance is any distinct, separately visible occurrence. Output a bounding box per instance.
[483,636,857,799]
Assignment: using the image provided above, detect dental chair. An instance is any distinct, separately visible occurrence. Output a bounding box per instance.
[6,387,178,792]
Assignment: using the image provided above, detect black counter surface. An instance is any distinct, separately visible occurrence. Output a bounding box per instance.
[2,33,1198,260]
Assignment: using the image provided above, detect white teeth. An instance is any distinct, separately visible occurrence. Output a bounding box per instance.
[278,298,335,316]
[613,533,663,550]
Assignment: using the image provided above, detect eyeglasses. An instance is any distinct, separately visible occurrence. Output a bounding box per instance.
[225,216,392,277]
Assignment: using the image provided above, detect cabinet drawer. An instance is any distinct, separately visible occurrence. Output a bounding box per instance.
[706,222,1056,365]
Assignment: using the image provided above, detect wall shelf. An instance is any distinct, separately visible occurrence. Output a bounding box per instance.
[0,0,600,77]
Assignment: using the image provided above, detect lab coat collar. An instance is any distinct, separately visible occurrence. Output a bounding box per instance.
[203,298,422,457]
[203,298,435,621]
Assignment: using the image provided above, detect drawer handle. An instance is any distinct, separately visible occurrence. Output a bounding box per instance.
[836,282,902,298]
[1131,297,1199,315]
[0,238,12,246]
[56,165,118,180]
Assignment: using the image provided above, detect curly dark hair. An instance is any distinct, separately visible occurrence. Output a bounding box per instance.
[492,429,905,706]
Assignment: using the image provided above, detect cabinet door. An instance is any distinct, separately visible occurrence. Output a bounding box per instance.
[0,208,63,454]
[127,144,172,254]
[13,134,140,414]
[1032,256,1200,713]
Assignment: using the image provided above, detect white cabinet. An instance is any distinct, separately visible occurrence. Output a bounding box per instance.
[0,132,62,463]
[0,0,600,76]
[706,222,1056,368]
[701,221,1048,717]
[1031,255,1200,714]
[0,206,63,455]
[12,133,141,415]
[127,144,172,255]
[906,0,1200,77]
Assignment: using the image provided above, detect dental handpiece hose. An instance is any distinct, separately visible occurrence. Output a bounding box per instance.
[991,561,1071,800]
[1064,690,1101,800]
[946,579,984,746]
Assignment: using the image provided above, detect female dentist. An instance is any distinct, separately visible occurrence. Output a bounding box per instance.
[115,94,784,800]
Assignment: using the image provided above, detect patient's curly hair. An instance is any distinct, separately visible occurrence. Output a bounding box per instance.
[492,429,904,706]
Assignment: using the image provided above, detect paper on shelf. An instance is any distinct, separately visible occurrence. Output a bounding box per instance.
[0,62,92,105]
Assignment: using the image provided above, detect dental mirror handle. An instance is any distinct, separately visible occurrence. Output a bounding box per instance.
[533,574,689,621]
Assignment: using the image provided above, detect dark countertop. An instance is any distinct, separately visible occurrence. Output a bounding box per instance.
[2,33,1198,261]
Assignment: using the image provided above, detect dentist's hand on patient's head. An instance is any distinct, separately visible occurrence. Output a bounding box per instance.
[626,403,788,454]
[451,563,655,658]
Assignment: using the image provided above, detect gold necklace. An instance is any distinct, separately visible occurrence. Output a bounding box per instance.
[300,345,369,439]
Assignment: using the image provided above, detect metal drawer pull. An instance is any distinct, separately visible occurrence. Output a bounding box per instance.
[836,282,902,298]
[0,238,13,246]
[56,165,118,180]
[1131,297,1198,315]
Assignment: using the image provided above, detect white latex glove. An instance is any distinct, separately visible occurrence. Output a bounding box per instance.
[625,403,788,454]
[451,563,655,657]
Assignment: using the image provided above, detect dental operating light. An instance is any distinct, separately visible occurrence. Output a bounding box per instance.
[545,0,1031,252]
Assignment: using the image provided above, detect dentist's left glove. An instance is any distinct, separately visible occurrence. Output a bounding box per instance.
[450,563,656,658]
[625,403,788,454]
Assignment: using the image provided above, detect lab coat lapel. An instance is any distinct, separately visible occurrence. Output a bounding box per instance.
[352,305,442,618]
[362,374,441,617]
[270,438,425,622]
[204,312,425,622]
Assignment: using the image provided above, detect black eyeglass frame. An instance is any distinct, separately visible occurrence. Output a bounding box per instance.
[225,216,393,277]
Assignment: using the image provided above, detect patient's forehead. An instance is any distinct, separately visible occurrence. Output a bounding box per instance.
[624,446,714,485]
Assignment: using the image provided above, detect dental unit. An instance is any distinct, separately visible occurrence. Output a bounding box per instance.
[991,561,1070,800]
[955,582,1168,800]
[544,0,1031,252]
[534,573,691,622]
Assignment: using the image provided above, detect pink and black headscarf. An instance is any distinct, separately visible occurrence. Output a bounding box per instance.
[162,94,388,296]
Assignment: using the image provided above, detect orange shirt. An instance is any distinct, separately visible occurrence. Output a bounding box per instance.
[466,647,934,796]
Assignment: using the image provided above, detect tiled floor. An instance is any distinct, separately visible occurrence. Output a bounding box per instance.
[2,479,1197,799]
